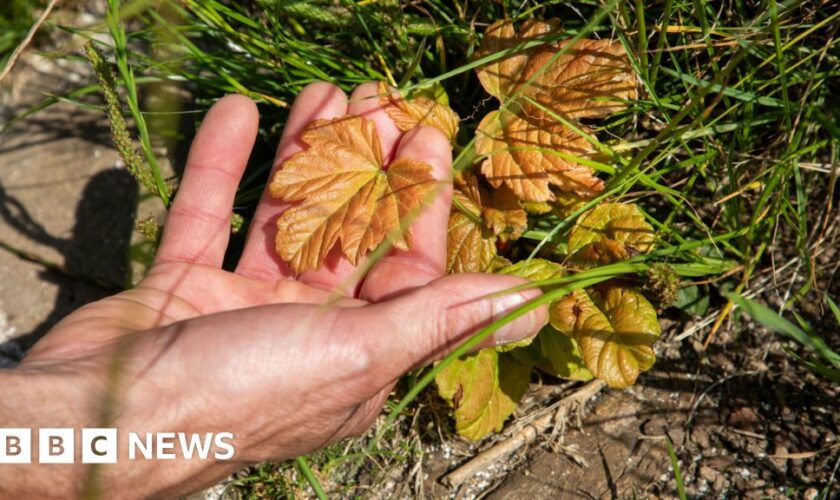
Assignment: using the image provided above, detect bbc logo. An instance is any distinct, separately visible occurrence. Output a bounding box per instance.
[0,428,117,464]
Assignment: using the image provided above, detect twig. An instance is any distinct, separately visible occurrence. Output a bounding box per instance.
[441,380,606,487]
[0,0,60,85]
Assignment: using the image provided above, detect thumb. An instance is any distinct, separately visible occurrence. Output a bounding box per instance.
[346,273,548,376]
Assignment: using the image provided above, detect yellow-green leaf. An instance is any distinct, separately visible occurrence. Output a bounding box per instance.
[550,285,660,388]
[499,258,564,282]
[568,203,655,265]
[522,200,553,215]
[552,191,591,218]
[495,259,564,351]
[435,348,531,440]
[538,328,593,381]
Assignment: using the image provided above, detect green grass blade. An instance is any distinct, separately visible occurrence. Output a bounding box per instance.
[666,437,687,500]
[727,294,840,369]
[826,297,840,326]
[295,456,328,500]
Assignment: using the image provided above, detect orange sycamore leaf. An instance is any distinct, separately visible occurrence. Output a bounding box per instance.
[446,171,527,273]
[473,19,636,202]
[475,19,559,100]
[520,38,637,121]
[270,116,436,273]
[476,19,637,119]
[378,82,460,141]
[475,109,602,201]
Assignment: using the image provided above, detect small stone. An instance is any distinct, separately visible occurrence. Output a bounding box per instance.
[699,465,717,482]
[728,406,762,429]
[692,428,711,449]
[713,473,727,491]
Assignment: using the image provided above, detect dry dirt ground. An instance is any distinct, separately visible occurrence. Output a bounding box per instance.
[418,320,839,499]
[0,54,133,365]
[2,55,838,499]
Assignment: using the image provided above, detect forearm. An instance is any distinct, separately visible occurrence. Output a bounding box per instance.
[0,350,237,498]
[0,364,104,497]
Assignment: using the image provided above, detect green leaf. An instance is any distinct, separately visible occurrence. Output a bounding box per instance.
[827,296,840,326]
[552,191,590,218]
[498,258,565,281]
[509,337,550,366]
[495,259,564,351]
[568,203,655,265]
[783,348,840,384]
[674,285,710,317]
[435,348,531,441]
[537,327,593,381]
[551,285,661,388]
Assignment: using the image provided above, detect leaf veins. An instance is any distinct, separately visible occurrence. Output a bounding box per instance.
[550,284,660,388]
[475,109,602,201]
[474,19,637,202]
[446,171,528,273]
[568,202,655,266]
[378,82,460,141]
[270,116,436,273]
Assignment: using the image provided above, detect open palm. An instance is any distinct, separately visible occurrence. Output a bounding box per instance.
[26,82,457,356]
[12,82,545,497]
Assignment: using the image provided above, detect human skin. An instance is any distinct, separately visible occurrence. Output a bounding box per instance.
[0,82,547,498]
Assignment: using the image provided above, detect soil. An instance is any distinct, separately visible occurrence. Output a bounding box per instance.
[2,48,838,500]
[427,321,840,499]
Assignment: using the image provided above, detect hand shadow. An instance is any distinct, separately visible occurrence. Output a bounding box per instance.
[0,169,137,366]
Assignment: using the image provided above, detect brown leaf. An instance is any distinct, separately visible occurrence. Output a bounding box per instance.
[270,116,436,273]
[476,19,636,119]
[521,38,637,121]
[475,19,558,100]
[484,185,527,241]
[446,211,498,273]
[378,82,460,141]
[447,173,495,273]
[475,109,602,201]
[447,172,531,273]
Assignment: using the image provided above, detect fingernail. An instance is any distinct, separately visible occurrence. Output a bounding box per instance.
[491,289,547,346]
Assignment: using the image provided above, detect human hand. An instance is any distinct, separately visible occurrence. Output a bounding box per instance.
[4,82,546,497]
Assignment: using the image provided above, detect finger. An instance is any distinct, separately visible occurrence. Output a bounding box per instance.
[236,82,348,281]
[346,81,402,161]
[295,82,403,294]
[156,94,258,267]
[359,126,453,302]
[345,273,548,380]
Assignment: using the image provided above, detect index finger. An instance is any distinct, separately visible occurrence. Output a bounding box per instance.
[236,82,348,281]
